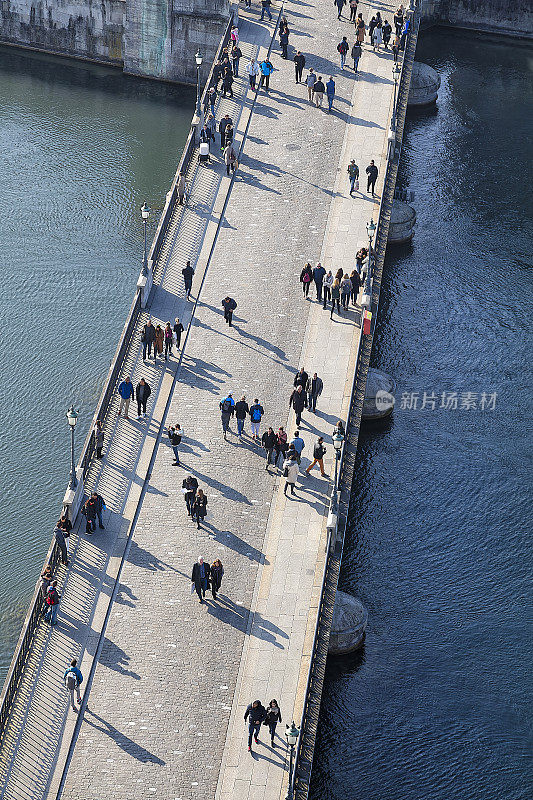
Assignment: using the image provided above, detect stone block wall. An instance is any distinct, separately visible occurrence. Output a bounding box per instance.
[421,0,533,37]
[0,0,126,64]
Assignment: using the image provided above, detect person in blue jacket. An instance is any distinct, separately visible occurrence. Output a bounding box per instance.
[63,658,83,712]
[326,76,336,112]
[118,376,135,419]
[259,59,274,92]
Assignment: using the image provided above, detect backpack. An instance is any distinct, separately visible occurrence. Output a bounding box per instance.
[65,671,77,690]
[221,399,232,413]
[251,406,262,422]
[46,589,57,606]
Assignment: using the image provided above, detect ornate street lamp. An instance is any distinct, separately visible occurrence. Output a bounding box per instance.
[66,406,78,490]
[141,202,150,277]
[195,50,203,119]
[332,429,345,489]
[285,722,300,800]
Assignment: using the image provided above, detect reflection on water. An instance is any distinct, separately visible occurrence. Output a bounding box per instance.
[0,46,194,678]
[309,31,533,800]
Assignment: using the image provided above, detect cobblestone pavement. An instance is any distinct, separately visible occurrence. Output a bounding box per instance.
[58,0,402,797]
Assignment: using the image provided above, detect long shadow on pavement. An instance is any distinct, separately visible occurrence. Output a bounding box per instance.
[83,710,165,764]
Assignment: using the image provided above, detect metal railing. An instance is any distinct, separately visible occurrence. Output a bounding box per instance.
[291,5,421,797]
[0,13,236,746]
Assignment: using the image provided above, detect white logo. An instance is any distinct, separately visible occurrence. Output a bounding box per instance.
[375,390,395,411]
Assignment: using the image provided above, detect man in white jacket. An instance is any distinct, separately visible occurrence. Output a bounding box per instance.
[246,58,259,91]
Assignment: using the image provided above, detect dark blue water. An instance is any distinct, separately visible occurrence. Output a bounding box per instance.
[310,31,533,800]
[0,47,194,678]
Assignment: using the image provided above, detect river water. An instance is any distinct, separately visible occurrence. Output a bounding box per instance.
[309,31,533,800]
[0,47,194,678]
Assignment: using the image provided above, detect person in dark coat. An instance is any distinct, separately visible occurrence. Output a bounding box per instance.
[182,475,198,516]
[191,557,210,603]
[244,700,267,751]
[300,262,313,298]
[366,160,378,196]
[265,699,282,746]
[90,492,106,529]
[262,426,277,468]
[164,322,174,360]
[222,70,234,98]
[192,489,208,529]
[294,51,305,83]
[182,261,194,299]
[54,526,68,565]
[275,426,288,468]
[306,373,324,412]
[313,263,326,303]
[222,296,237,326]
[83,496,98,534]
[135,378,151,419]
[289,385,306,427]
[279,28,289,59]
[350,269,360,305]
[141,319,156,361]
[218,114,232,148]
[293,367,309,394]
[235,396,249,439]
[173,317,185,349]
[210,559,224,600]
[334,0,346,20]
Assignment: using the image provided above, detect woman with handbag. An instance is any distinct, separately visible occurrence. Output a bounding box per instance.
[210,559,224,600]
[264,699,282,746]
[192,489,208,530]
[283,453,299,497]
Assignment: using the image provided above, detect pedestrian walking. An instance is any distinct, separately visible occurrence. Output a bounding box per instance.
[222,69,234,98]
[182,474,198,516]
[246,57,259,90]
[249,399,264,440]
[334,0,346,19]
[300,262,313,297]
[83,495,98,533]
[394,6,404,35]
[383,19,392,48]
[337,36,349,69]
[173,317,185,348]
[231,43,242,76]
[366,160,378,196]
[305,68,316,101]
[94,419,104,459]
[164,322,173,359]
[259,58,274,91]
[368,15,377,42]
[265,700,282,746]
[347,159,359,194]
[283,452,299,496]
[400,16,410,50]
[356,14,365,44]
[289,431,305,464]
[244,700,267,751]
[191,557,210,603]
[392,34,400,62]
[326,76,335,112]
[330,278,342,318]
[341,273,352,309]
[64,659,83,712]
[235,396,249,439]
[44,580,60,624]
[349,0,358,23]
[204,86,217,117]
[210,559,224,599]
[223,121,234,149]
[135,377,151,419]
[260,0,273,20]
[294,366,309,398]
[40,564,54,600]
[313,262,326,302]
[289,385,306,427]
[323,270,333,309]
[275,426,288,467]
[222,296,237,326]
[177,170,188,204]
[350,269,360,304]
[154,324,164,359]
[373,22,383,51]
[192,489,208,529]
[306,373,323,412]
[224,143,237,177]
[167,424,182,465]
[141,319,156,361]
[219,114,232,149]
[220,393,235,439]
[262,426,276,468]
[294,51,305,83]
[351,41,362,71]
[305,436,327,477]
[312,77,325,108]
[90,492,106,529]
[182,260,194,299]
[279,27,289,59]
[205,113,216,143]
[230,24,239,46]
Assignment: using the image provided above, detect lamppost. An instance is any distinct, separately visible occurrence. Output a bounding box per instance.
[66,406,78,490]
[141,202,150,277]
[332,429,344,490]
[366,218,376,280]
[195,50,203,120]
[391,62,401,128]
[285,722,300,800]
